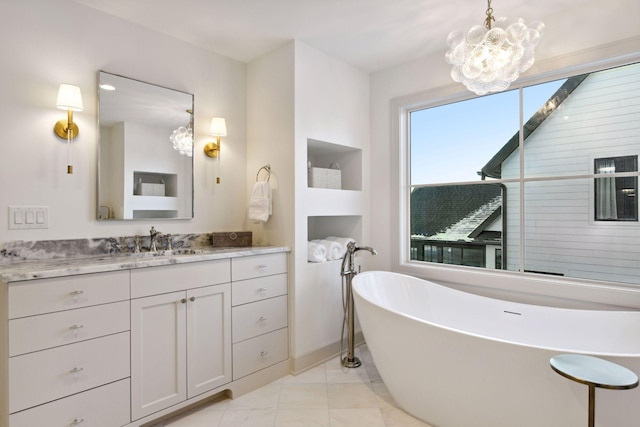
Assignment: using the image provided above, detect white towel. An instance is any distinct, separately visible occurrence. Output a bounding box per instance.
[312,239,343,260]
[249,181,272,222]
[308,241,327,262]
[326,236,355,249]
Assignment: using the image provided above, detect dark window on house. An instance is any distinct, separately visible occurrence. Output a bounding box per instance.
[594,156,638,221]
[495,248,502,270]
[463,247,484,267]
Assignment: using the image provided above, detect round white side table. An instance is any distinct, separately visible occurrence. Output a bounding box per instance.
[550,354,638,427]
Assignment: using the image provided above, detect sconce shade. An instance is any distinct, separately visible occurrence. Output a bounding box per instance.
[56,84,83,111]
[209,117,227,136]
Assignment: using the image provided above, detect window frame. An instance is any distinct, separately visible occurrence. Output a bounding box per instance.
[390,53,640,308]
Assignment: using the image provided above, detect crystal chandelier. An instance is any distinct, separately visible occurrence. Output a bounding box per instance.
[170,110,194,157]
[445,0,544,95]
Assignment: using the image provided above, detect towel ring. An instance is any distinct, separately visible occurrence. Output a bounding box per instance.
[256,164,271,182]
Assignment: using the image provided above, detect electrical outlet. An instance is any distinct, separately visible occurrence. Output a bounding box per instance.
[9,206,49,229]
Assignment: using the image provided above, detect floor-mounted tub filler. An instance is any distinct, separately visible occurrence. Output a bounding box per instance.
[352,271,640,427]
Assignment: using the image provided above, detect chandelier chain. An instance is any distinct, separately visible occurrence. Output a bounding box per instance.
[484,0,495,30]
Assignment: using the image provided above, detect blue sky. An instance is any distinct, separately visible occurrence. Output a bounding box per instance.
[410,79,567,184]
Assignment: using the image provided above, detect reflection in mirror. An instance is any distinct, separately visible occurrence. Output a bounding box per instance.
[98,71,194,220]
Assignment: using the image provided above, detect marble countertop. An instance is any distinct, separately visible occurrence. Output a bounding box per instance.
[0,246,290,282]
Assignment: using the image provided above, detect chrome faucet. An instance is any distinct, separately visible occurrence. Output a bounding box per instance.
[341,242,377,277]
[340,241,376,368]
[149,226,160,252]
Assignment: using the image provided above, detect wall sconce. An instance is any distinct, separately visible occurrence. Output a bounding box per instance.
[53,84,83,174]
[204,117,227,158]
[204,117,227,184]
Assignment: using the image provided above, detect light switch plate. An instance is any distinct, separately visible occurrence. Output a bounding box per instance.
[9,206,49,229]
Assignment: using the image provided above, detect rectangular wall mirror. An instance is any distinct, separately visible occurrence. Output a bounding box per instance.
[97,71,194,220]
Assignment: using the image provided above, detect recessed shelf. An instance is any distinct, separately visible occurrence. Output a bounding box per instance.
[133,171,178,197]
[308,215,362,243]
[307,139,361,191]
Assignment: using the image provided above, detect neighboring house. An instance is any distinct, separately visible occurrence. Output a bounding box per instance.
[410,185,503,269]
[482,63,640,284]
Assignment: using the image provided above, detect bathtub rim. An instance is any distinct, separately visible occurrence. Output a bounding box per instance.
[353,270,640,358]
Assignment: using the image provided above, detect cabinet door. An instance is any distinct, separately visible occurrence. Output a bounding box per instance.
[131,292,187,420]
[186,283,231,398]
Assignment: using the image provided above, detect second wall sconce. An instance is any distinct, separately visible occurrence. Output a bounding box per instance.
[53,83,83,174]
[204,117,227,158]
[204,117,227,184]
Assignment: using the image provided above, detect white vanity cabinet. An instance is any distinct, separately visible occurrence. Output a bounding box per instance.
[231,253,289,379]
[6,270,131,427]
[0,247,290,427]
[130,260,232,421]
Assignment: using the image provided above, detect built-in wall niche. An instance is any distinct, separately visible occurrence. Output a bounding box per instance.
[133,172,178,197]
[307,215,362,245]
[307,139,362,191]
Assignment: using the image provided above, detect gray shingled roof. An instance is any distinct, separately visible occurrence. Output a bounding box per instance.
[410,184,502,237]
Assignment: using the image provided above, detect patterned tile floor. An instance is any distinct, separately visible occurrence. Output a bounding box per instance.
[154,346,432,427]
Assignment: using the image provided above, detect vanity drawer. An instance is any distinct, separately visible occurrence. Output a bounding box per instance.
[8,270,129,319]
[232,273,287,306]
[232,295,288,343]
[233,327,288,380]
[9,301,130,356]
[131,259,230,298]
[9,332,130,413]
[231,253,287,281]
[9,378,131,427]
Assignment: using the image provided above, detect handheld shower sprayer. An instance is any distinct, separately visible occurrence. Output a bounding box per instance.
[340,241,376,368]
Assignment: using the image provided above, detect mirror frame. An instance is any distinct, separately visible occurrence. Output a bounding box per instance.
[97,71,194,221]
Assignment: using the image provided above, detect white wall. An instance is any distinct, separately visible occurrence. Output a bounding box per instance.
[293,41,370,361]
[0,0,247,243]
[248,41,370,367]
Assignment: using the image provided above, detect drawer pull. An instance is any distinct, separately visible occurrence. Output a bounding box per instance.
[69,324,84,330]
[260,351,270,358]
[180,298,187,304]
[190,296,196,302]
[258,287,268,292]
[69,367,84,378]
[258,264,268,269]
[69,290,84,301]
[259,316,268,322]
[71,418,85,426]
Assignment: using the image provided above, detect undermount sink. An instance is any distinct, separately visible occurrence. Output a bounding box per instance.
[114,248,211,259]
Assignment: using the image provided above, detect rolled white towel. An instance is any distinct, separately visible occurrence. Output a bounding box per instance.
[312,239,343,261]
[308,241,327,263]
[325,236,355,257]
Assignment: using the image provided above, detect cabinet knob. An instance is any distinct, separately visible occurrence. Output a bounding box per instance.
[258,264,268,269]
[260,351,270,358]
[190,296,196,302]
[259,316,268,322]
[70,367,84,374]
[258,287,268,293]
[69,290,84,300]
[69,324,84,330]
[180,298,187,304]
[71,418,85,426]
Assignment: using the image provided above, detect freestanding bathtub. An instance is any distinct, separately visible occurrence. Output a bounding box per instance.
[352,271,640,427]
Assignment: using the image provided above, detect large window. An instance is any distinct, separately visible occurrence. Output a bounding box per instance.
[407,61,640,285]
